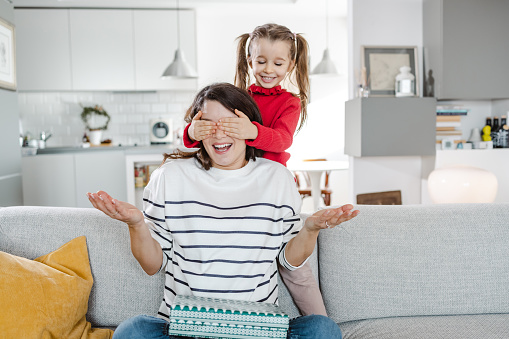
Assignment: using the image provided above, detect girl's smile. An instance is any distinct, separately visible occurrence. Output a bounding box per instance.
[249,38,294,89]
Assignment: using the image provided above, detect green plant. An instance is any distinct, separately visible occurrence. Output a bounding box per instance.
[80,104,111,130]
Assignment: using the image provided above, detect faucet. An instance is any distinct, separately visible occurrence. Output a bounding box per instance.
[38,131,53,149]
[40,131,52,142]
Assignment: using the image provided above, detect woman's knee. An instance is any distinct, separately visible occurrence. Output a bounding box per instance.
[310,315,341,335]
[289,314,342,338]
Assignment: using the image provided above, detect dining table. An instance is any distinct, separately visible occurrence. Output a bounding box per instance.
[287,159,350,210]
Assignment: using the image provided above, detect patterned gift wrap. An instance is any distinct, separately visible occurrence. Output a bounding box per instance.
[168,295,289,338]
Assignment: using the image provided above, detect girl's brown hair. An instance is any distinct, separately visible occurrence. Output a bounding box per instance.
[162,83,264,170]
[234,23,310,131]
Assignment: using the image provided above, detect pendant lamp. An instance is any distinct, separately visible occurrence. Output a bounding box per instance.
[161,0,198,79]
[312,0,338,75]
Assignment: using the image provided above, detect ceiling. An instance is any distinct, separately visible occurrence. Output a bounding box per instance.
[11,0,347,18]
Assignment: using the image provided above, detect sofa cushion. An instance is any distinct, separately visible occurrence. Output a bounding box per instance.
[0,206,164,327]
[0,236,112,338]
[318,203,509,324]
[339,314,509,339]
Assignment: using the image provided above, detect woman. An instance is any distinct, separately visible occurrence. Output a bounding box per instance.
[87,83,358,338]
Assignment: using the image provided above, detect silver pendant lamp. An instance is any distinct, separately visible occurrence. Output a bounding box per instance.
[161,0,198,79]
[312,0,338,75]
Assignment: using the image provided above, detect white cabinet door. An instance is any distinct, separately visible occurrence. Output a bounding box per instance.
[15,9,73,91]
[133,10,197,91]
[22,151,127,208]
[22,154,76,207]
[74,151,127,208]
[70,9,135,90]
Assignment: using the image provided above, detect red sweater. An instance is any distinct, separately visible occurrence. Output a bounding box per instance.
[183,84,301,167]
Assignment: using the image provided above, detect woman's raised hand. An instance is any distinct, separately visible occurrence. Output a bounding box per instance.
[305,204,359,231]
[87,191,144,228]
[188,110,217,141]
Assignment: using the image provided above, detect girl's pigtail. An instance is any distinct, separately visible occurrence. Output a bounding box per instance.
[294,34,310,132]
[234,34,251,91]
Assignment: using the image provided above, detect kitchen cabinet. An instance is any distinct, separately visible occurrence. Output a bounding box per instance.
[133,10,197,91]
[15,9,73,91]
[15,9,197,91]
[74,151,127,207]
[22,154,76,207]
[423,0,509,100]
[22,151,127,208]
[345,97,436,157]
[70,9,135,91]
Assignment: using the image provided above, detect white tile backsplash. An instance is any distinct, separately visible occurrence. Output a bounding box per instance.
[18,90,194,147]
[135,103,151,114]
[142,92,159,103]
[151,103,167,113]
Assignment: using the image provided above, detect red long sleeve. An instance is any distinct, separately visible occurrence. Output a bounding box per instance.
[246,85,301,166]
[183,123,200,148]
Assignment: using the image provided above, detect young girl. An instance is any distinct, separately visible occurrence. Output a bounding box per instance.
[184,23,308,167]
[183,24,326,317]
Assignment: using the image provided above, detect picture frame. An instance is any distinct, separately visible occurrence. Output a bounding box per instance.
[0,18,16,91]
[361,45,418,97]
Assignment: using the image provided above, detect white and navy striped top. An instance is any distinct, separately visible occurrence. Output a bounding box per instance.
[143,158,304,320]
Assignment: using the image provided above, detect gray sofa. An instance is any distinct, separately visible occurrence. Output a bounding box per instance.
[1,204,509,338]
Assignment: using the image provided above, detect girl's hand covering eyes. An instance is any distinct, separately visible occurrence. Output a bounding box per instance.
[188,110,217,142]
[218,109,259,140]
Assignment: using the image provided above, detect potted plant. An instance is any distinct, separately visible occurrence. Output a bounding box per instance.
[80,104,110,145]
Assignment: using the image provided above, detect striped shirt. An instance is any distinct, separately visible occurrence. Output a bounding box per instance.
[143,157,304,320]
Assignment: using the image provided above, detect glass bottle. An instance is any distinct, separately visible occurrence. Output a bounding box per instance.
[482,117,492,141]
[491,116,500,148]
[498,115,508,148]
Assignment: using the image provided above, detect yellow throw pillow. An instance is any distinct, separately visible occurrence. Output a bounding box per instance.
[0,236,113,339]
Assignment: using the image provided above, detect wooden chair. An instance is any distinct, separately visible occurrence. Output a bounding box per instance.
[356,190,402,205]
[294,171,333,206]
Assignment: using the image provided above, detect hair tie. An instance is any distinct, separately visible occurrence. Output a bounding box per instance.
[293,33,297,40]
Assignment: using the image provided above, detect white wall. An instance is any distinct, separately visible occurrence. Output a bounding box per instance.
[348,0,423,99]
[347,0,425,204]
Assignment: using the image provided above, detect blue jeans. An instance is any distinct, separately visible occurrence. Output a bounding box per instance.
[112,314,342,339]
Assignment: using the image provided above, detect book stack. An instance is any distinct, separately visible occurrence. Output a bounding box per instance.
[168,295,289,338]
[436,106,469,144]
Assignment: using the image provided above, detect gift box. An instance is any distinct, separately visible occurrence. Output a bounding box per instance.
[168,295,289,338]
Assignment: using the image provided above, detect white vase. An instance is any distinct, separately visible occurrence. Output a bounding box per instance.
[89,130,103,145]
[428,165,498,203]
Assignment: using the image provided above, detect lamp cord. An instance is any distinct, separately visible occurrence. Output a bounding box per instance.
[176,0,181,49]
[325,0,329,49]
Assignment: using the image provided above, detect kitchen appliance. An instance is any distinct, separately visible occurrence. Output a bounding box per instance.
[149,118,173,144]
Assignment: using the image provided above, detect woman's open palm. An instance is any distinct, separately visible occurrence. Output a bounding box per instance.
[87,191,144,226]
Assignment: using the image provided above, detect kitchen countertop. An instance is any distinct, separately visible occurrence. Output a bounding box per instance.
[26,144,196,156]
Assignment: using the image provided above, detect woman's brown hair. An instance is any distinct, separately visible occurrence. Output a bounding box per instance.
[234,23,310,132]
[162,83,264,170]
